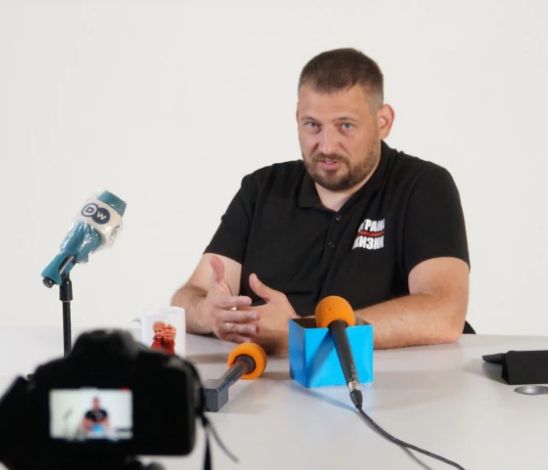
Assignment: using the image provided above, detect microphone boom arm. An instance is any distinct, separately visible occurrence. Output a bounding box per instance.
[203,356,255,412]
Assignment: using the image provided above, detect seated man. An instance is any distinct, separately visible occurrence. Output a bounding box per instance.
[171,48,470,353]
[81,397,110,437]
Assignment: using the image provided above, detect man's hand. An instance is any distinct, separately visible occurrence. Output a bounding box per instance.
[247,273,298,354]
[171,254,298,351]
[203,256,259,343]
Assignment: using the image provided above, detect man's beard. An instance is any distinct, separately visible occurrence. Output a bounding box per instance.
[304,151,379,191]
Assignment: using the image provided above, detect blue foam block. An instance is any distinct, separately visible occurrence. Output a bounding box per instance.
[289,318,374,388]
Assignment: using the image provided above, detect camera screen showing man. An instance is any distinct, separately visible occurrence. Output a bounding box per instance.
[81,397,110,438]
[50,388,132,441]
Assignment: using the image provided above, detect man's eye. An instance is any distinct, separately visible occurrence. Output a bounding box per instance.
[304,121,319,129]
[340,122,354,130]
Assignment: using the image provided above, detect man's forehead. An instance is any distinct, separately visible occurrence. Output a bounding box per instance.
[297,84,372,117]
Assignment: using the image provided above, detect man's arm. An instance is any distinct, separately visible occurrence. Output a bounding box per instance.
[245,256,469,352]
[100,413,111,430]
[81,417,92,432]
[170,254,259,342]
[356,257,469,349]
[172,253,468,352]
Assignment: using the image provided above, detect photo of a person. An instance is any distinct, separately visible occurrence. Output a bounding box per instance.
[150,321,166,350]
[150,321,177,354]
[81,397,110,438]
[162,324,176,354]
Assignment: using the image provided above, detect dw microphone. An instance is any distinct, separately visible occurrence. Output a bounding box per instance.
[203,343,267,412]
[41,191,126,287]
[315,295,363,409]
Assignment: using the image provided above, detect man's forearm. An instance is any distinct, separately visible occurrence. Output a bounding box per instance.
[356,293,467,349]
[170,284,213,334]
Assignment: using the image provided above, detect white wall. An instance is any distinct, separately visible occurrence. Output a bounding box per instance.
[1,0,547,336]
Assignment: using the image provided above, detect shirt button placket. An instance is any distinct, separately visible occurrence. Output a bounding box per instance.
[325,213,342,250]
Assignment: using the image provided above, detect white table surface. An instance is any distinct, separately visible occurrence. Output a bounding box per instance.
[1,327,548,470]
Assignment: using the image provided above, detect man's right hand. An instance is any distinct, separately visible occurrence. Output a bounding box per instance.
[202,255,258,343]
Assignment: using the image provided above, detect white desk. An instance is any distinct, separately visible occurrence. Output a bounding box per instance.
[1,328,548,469]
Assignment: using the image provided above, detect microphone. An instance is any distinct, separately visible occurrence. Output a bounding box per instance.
[315,295,363,409]
[41,191,126,287]
[203,343,267,412]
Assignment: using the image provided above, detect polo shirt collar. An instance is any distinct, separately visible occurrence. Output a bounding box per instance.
[297,140,392,211]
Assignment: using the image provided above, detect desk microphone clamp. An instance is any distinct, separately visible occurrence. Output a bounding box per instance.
[43,255,75,357]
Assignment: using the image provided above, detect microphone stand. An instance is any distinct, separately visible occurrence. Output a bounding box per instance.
[43,254,77,357]
[34,270,73,378]
[203,356,255,412]
[59,274,73,357]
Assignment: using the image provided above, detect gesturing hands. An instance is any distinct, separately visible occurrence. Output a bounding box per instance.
[204,256,258,343]
[247,273,299,354]
[204,256,298,353]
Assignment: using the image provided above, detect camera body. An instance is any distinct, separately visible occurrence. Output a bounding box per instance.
[0,330,203,470]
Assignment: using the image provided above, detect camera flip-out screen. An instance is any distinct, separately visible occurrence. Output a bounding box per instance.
[49,388,133,442]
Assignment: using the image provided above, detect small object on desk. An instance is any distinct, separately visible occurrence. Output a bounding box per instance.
[128,306,186,357]
[482,350,548,385]
[481,353,506,364]
[514,385,548,395]
[203,342,267,412]
[288,317,373,388]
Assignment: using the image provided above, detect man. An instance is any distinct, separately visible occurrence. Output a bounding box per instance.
[171,48,469,353]
[81,397,110,437]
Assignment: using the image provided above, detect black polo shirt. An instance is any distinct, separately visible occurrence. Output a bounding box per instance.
[205,141,469,316]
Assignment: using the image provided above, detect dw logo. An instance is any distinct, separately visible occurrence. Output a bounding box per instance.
[81,203,111,224]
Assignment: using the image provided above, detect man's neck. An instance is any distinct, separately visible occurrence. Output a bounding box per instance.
[315,184,359,212]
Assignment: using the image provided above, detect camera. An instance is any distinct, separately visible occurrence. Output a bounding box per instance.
[0,330,204,470]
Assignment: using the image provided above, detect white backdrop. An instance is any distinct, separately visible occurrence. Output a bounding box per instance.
[1,0,547,337]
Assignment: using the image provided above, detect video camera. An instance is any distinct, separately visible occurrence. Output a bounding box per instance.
[0,330,204,470]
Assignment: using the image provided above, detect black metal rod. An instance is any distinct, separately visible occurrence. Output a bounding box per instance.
[60,275,73,356]
[62,301,71,356]
[218,359,249,388]
[202,356,256,411]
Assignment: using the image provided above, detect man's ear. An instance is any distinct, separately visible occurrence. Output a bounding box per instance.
[377,104,395,139]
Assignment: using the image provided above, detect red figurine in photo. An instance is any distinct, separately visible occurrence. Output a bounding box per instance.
[150,321,177,355]
[162,324,176,355]
[150,321,165,350]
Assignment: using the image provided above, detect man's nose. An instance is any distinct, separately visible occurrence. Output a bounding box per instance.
[318,127,338,155]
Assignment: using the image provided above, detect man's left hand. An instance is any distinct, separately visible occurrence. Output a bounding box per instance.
[247,273,298,354]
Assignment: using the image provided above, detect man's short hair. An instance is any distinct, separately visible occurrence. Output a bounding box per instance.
[299,48,384,104]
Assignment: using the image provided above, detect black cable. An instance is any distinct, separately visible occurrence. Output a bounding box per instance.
[356,406,465,470]
[201,415,239,464]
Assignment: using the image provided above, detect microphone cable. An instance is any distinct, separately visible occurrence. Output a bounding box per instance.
[355,405,465,469]
[313,297,464,468]
[200,414,239,470]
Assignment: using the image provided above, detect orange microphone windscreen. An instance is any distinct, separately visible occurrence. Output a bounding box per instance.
[227,342,267,380]
[315,295,356,328]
